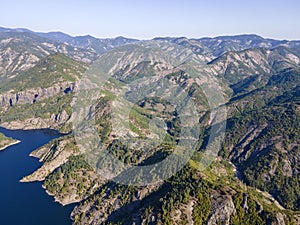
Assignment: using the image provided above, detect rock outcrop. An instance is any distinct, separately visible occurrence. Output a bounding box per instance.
[20,138,77,182]
[207,191,236,225]
[0,81,75,107]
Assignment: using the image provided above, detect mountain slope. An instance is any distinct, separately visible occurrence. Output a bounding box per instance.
[0,27,139,55]
[0,29,299,224]
[38,32,139,54]
[0,53,86,92]
[0,31,97,78]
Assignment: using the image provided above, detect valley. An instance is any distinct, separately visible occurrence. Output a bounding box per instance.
[0,27,299,225]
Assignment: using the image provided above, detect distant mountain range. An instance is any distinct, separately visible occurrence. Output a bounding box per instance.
[1,26,299,79]
[1,26,300,55]
[0,26,139,54]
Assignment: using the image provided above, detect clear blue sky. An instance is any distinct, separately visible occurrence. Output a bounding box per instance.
[1,0,299,40]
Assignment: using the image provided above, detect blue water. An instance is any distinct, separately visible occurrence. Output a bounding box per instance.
[0,127,74,225]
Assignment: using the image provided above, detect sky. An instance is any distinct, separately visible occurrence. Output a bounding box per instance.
[1,0,300,40]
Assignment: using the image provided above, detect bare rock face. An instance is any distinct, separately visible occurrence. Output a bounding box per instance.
[0,81,75,107]
[0,47,40,76]
[0,82,74,131]
[1,117,52,130]
[207,191,236,225]
[54,110,69,124]
[273,213,286,225]
[0,109,71,130]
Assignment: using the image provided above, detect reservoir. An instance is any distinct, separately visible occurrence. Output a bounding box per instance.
[0,127,74,225]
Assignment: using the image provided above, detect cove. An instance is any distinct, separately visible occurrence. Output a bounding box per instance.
[0,127,75,225]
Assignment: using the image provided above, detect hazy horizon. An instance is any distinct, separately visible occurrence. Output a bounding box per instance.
[1,0,299,40]
[1,26,299,42]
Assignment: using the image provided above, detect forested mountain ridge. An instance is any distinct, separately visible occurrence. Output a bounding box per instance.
[0,27,299,225]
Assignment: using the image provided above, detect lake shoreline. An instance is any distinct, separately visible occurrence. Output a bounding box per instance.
[0,140,21,152]
[42,184,80,207]
[0,127,73,225]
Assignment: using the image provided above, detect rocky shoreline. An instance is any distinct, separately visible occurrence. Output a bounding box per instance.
[42,184,80,206]
[0,140,21,151]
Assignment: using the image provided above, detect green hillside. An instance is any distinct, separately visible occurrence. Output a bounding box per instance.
[0,30,299,224]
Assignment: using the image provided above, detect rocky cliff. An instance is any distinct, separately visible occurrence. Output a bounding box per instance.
[0,81,75,107]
